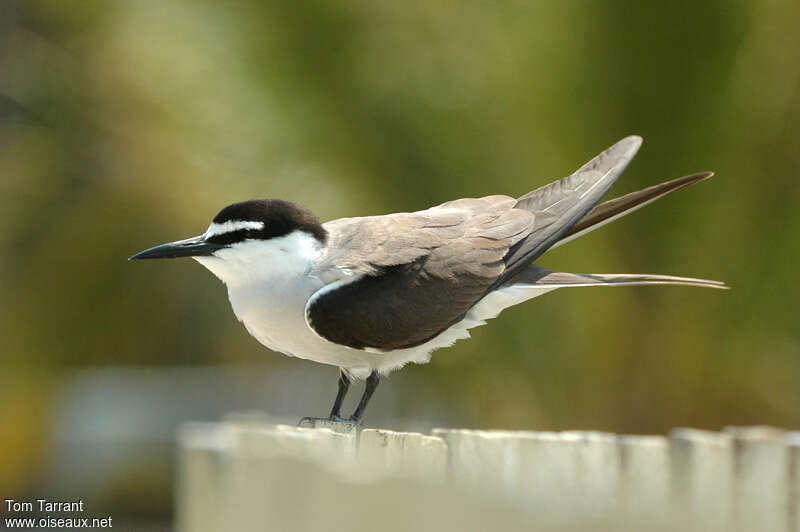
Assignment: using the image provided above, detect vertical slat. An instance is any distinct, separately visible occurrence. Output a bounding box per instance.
[432,428,571,525]
[431,429,525,489]
[432,429,620,527]
[725,426,789,532]
[518,432,581,519]
[618,435,670,528]
[562,431,621,521]
[669,428,734,531]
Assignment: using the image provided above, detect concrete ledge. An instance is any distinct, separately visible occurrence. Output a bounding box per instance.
[176,419,800,532]
[359,428,447,481]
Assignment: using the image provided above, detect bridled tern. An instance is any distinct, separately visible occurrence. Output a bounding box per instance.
[131,136,725,425]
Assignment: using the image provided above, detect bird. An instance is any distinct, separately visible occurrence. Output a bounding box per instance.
[130,136,725,425]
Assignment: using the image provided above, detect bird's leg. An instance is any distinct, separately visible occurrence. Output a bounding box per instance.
[298,370,379,427]
[348,370,380,423]
[328,370,351,420]
[298,369,353,427]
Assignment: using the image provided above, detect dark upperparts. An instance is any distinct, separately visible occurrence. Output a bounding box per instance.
[209,199,327,245]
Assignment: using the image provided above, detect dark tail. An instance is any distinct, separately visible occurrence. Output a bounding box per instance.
[551,172,713,250]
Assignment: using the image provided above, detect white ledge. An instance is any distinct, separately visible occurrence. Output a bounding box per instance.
[176,418,800,532]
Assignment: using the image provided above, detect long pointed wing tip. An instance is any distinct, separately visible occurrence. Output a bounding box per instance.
[603,135,643,168]
[585,135,643,175]
[619,135,643,154]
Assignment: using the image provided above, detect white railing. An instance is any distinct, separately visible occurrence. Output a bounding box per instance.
[176,418,800,532]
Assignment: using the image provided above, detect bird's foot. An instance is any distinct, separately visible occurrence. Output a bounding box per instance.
[297,415,362,428]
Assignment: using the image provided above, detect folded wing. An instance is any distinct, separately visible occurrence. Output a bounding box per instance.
[306,136,718,352]
[307,196,534,350]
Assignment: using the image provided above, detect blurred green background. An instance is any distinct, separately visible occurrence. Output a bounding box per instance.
[1,0,798,526]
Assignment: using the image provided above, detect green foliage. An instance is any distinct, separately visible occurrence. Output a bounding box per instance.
[1,0,798,440]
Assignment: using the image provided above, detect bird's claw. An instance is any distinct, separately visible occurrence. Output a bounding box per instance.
[297,416,362,428]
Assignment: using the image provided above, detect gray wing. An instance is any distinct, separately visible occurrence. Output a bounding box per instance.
[306,136,643,351]
[307,196,534,350]
[498,136,642,284]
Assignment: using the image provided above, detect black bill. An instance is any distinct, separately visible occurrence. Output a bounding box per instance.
[129,235,224,260]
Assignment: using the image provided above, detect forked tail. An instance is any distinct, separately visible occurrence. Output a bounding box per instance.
[510,265,727,290]
[551,172,714,250]
[470,265,725,324]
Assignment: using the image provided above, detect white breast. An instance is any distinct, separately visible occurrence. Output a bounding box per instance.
[193,231,383,374]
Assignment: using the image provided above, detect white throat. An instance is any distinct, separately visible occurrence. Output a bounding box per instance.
[193,230,322,288]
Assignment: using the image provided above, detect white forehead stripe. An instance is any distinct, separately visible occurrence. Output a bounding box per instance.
[205,220,264,237]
